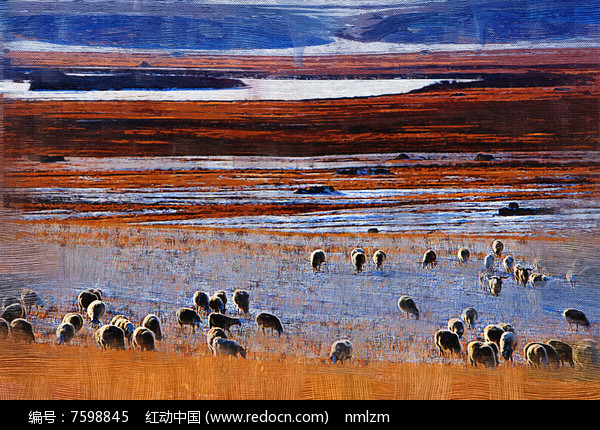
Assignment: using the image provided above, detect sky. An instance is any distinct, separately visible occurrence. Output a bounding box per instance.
[2,1,599,54]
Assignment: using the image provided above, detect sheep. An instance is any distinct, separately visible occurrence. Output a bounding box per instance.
[434,329,461,357]
[483,254,496,273]
[487,275,509,297]
[87,300,106,328]
[492,239,504,256]
[132,327,155,351]
[514,264,532,287]
[485,341,500,365]
[212,337,247,358]
[20,289,44,314]
[351,249,367,273]
[310,249,326,272]
[563,308,590,331]
[206,327,227,354]
[233,289,250,314]
[461,307,478,329]
[529,273,550,288]
[499,331,518,362]
[373,250,387,270]
[209,295,225,314]
[525,343,549,368]
[111,316,135,344]
[572,339,599,370]
[421,249,437,268]
[56,322,76,345]
[447,318,465,338]
[193,291,211,314]
[524,342,560,369]
[0,318,9,340]
[499,323,515,333]
[77,290,100,313]
[208,312,241,333]
[10,318,35,343]
[329,339,353,364]
[256,312,283,337]
[95,324,126,350]
[62,312,84,332]
[85,288,104,301]
[142,314,163,341]
[483,324,505,348]
[547,339,574,367]
[398,295,419,320]
[175,307,202,333]
[502,255,514,273]
[457,248,470,264]
[214,290,228,309]
[1,303,26,323]
[467,341,497,368]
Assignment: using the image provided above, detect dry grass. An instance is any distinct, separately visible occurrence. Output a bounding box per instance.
[1,342,598,400]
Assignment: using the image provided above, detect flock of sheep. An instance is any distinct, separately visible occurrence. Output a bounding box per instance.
[310,240,597,369]
[0,238,596,371]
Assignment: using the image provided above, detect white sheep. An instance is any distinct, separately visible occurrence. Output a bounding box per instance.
[87,300,106,328]
[351,249,367,273]
[329,339,353,364]
[467,341,497,368]
[499,331,518,362]
[457,248,470,264]
[563,308,590,331]
[483,254,496,273]
[132,327,156,351]
[421,249,437,268]
[373,250,387,270]
[502,255,514,273]
[212,337,247,358]
[447,318,465,338]
[461,307,478,329]
[142,314,163,341]
[398,296,419,320]
[56,322,76,345]
[492,240,504,256]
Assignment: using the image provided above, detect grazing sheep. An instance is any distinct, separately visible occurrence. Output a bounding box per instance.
[457,248,470,264]
[214,290,228,309]
[487,275,509,297]
[193,291,211,314]
[483,324,505,347]
[547,339,574,367]
[398,296,419,320]
[467,341,497,368]
[483,254,496,273]
[87,300,106,328]
[373,250,387,270]
[132,327,155,351]
[525,343,549,368]
[212,337,247,358]
[351,249,367,273]
[20,289,44,313]
[111,316,135,344]
[256,312,283,337]
[1,303,26,323]
[502,255,514,273]
[233,289,250,314]
[176,307,202,333]
[529,273,550,288]
[85,288,104,301]
[514,265,532,287]
[524,342,560,369]
[434,329,461,357]
[310,249,326,272]
[206,327,227,354]
[208,312,242,333]
[498,323,515,333]
[10,318,35,343]
[78,290,100,313]
[563,308,590,331]
[2,296,22,308]
[329,339,353,364]
[95,324,125,350]
[209,295,225,314]
[421,249,437,268]
[62,312,84,332]
[485,341,500,364]
[0,318,8,340]
[56,322,76,345]
[499,331,518,362]
[447,318,465,338]
[142,314,163,341]
[572,339,599,369]
[492,240,504,256]
[461,307,478,329]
